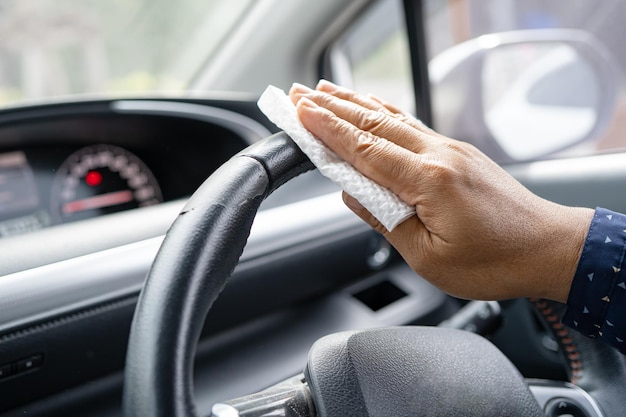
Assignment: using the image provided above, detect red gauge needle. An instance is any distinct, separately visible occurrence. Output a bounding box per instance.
[62,190,134,215]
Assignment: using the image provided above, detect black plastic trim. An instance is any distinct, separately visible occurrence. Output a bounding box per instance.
[403,0,432,126]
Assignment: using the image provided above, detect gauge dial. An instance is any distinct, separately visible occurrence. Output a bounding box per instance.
[51,144,163,223]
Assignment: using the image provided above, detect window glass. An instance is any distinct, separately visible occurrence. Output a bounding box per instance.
[328,0,415,114]
[424,0,626,162]
[0,0,253,107]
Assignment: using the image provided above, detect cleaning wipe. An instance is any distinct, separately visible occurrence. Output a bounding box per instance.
[257,85,415,231]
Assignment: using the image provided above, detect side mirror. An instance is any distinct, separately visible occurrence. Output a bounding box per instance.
[430,29,619,162]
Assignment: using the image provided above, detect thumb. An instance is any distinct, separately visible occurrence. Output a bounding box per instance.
[342,192,429,271]
[342,192,388,235]
[342,192,423,241]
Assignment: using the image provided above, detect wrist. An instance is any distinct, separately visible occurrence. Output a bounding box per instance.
[544,205,594,303]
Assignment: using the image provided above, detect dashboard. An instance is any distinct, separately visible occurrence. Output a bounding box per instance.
[0,97,369,415]
[0,95,586,417]
[0,98,270,238]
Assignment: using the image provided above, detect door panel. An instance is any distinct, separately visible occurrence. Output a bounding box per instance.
[509,152,626,213]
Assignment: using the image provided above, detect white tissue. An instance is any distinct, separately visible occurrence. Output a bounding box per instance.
[257,85,415,231]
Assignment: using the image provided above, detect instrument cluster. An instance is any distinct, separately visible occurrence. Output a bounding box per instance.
[0,98,263,238]
[0,144,163,237]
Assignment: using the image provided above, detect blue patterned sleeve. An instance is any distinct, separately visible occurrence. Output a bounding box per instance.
[563,207,626,354]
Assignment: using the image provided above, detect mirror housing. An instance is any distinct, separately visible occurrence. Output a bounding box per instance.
[430,29,619,163]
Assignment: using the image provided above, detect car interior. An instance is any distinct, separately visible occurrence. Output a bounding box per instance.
[1,0,625,416]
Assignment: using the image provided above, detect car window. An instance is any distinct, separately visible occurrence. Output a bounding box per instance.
[424,0,626,163]
[327,0,415,114]
[330,0,626,163]
[0,0,253,107]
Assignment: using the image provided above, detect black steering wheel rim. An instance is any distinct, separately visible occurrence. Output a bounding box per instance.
[123,131,626,417]
[123,132,313,417]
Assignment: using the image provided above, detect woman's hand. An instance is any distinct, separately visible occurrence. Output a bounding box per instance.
[290,80,593,302]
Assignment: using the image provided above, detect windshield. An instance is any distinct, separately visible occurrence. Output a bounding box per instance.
[0,0,253,107]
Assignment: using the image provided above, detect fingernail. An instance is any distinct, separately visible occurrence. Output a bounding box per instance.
[297,96,318,109]
[343,193,363,211]
[367,93,386,104]
[290,82,313,95]
[316,79,339,92]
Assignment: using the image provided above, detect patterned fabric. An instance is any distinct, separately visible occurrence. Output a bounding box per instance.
[563,207,626,354]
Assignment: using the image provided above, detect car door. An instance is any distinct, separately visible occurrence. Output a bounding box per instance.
[329,0,626,274]
[326,0,626,376]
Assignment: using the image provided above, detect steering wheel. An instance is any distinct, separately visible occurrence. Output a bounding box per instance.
[123,132,626,417]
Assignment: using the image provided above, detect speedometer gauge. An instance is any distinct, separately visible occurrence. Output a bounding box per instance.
[50,144,163,223]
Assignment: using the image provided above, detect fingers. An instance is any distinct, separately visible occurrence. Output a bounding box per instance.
[366,93,427,131]
[365,91,450,141]
[316,80,428,134]
[305,80,448,141]
[296,97,422,203]
[290,83,431,154]
[291,81,387,113]
[367,93,406,115]
[342,192,388,235]
[316,80,390,113]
